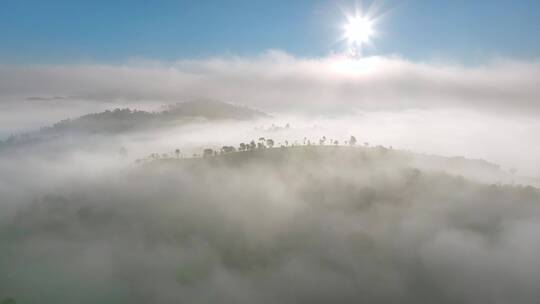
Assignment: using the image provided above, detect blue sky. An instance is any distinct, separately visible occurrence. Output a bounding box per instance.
[0,0,539,63]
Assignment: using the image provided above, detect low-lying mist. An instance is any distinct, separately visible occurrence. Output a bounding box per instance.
[1,146,540,303]
[1,52,540,303]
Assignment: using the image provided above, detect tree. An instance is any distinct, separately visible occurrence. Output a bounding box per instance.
[249,140,256,150]
[222,146,236,153]
[266,138,274,148]
[175,149,180,158]
[349,136,357,146]
[334,140,339,146]
[239,143,246,151]
[203,148,214,158]
[258,137,267,148]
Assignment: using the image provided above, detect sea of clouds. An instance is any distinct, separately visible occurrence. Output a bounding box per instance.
[1,146,540,303]
[1,51,539,173]
[1,52,540,303]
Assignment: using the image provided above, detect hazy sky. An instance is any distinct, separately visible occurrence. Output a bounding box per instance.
[1,0,539,63]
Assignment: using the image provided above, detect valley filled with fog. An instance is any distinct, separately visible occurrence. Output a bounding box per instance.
[1,54,540,303]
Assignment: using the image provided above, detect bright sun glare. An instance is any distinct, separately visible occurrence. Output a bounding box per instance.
[344,16,374,45]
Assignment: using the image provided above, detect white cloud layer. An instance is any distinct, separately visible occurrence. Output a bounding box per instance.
[1,51,539,118]
[1,52,540,303]
[1,52,539,175]
[1,146,540,303]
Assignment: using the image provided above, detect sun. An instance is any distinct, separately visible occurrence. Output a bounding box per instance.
[344,16,374,45]
[338,3,383,58]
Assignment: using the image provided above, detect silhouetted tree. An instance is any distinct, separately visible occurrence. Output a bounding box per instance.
[203,148,214,158]
[266,139,274,148]
[349,136,357,146]
[222,146,236,153]
[257,137,267,149]
[175,149,180,158]
[239,143,246,151]
[249,140,256,150]
[334,140,339,146]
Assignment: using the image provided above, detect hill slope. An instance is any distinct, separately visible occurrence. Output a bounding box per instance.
[0,100,268,146]
[152,144,525,186]
[1,145,538,303]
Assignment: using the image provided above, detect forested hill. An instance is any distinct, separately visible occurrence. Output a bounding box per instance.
[147,144,534,187]
[1,100,268,145]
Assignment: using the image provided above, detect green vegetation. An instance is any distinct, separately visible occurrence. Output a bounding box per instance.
[0,100,268,147]
[1,143,538,303]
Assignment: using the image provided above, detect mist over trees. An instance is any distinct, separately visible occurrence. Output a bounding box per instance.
[0,100,268,149]
[0,97,539,303]
[0,3,538,301]
[1,144,539,303]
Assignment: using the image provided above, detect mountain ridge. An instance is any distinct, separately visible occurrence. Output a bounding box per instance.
[0,100,268,146]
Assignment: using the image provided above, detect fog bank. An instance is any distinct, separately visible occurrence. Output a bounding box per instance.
[1,52,539,132]
[1,148,539,303]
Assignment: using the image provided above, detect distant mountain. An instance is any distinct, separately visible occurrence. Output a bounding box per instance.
[0,100,268,145]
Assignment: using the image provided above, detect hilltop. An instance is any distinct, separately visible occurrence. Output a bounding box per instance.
[145,143,533,187]
[0,99,268,147]
[2,140,538,304]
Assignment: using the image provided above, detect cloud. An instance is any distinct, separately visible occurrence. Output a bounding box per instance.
[1,147,540,303]
[1,51,539,116]
[2,53,539,175]
[1,51,539,302]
